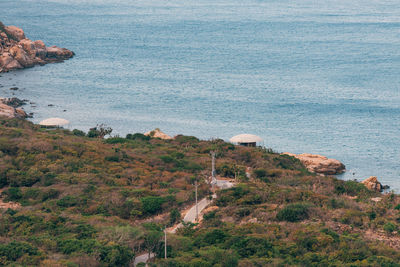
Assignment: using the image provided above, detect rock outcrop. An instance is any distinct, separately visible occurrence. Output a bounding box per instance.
[283,153,346,175]
[0,97,27,118]
[0,21,74,72]
[361,176,383,192]
[144,128,173,140]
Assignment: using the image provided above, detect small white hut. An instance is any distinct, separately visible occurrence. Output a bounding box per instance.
[229,134,263,147]
[39,118,70,128]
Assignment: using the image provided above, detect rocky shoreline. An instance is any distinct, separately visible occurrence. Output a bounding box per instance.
[0,97,28,118]
[0,21,74,72]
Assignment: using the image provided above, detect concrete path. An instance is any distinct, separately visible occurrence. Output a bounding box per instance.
[134,179,235,265]
[134,253,154,266]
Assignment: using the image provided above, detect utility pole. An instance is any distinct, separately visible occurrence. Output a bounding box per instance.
[195,180,198,222]
[211,151,216,186]
[164,228,167,259]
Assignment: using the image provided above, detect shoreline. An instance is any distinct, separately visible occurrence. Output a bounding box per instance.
[0,96,391,194]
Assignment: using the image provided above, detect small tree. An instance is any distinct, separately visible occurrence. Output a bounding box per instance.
[169,208,181,226]
[88,124,113,138]
[144,230,163,261]
[383,222,397,235]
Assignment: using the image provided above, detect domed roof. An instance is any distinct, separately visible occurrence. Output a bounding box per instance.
[39,117,69,127]
[229,134,263,143]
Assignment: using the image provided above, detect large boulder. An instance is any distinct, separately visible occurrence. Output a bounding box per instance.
[46,46,75,60]
[0,98,27,118]
[283,153,346,175]
[144,128,173,140]
[361,176,383,192]
[0,21,74,72]
[9,45,35,67]
[4,25,26,41]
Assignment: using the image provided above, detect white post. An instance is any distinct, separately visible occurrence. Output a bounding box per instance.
[211,151,216,186]
[164,228,167,259]
[195,180,198,221]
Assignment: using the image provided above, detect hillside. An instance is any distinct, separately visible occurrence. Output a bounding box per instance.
[0,117,400,266]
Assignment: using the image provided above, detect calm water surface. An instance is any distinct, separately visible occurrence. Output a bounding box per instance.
[1,0,399,189]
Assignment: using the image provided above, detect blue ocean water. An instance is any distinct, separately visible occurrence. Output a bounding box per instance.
[1,0,399,189]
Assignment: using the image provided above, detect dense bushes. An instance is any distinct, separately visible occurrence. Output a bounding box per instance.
[1,118,400,266]
[334,180,372,197]
[0,241,40,263]
[141,196,166,215]
[276,203,311,222]
[99,244,134,266]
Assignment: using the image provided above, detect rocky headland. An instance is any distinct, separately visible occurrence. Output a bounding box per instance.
[283,152,346,175]
[0,21,74,72]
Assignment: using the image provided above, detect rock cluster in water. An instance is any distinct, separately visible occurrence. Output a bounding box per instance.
[284,152,346,175]
[0,21,74,72]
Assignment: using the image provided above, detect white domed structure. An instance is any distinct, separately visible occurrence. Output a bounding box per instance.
[39,118,69,127]
[229,134,263,147]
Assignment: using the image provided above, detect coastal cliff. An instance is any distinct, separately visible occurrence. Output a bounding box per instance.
[0,21,74,72]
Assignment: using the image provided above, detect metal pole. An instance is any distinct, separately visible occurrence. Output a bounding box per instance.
[164,228,167,259]
[195,180,198,221]
[211,151,216,186]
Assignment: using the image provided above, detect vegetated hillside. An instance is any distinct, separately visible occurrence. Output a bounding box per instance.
[0,118,399,266]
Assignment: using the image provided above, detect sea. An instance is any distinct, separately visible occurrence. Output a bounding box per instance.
[1,0,399,190]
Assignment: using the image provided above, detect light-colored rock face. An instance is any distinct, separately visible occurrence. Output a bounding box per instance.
[144,128,173,140]
[0,100,27,119]
[0,22,74,72]
[283,152,346,175]
[362,176,382,192]
[4,25,26,41]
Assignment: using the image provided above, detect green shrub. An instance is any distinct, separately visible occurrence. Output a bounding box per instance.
[105,155,120,162]
[99,244,134,266]
[340,210,364,227]
[253,169,267,178]
[74,224,96,239]
[275,154,303,170]
[140,196,165,215]
[41,189,60,201]
[57,196,79,207]
[201,229,228,245]
[169,208,181,226]
[174,135,199,144]
[72,129,86,136]
[276,203,310,222]
[334,180,369,196]
[383,222,397,234]
[126,133,150,141]
[204,211,217,221]
[42,172,57,186]
[230,236,272,257]
[4,187,22,201]
[105,137,127,144]
[0,241,39,262]
[57,238,97,254]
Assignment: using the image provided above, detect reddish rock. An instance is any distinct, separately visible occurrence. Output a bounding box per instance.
[144,128,173,140]
[4,25,26,41]
[361,176,383,192]
[9,45,34,67]
[0,98,27,118]
[283,152,346,175]
[0,21,74,72]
